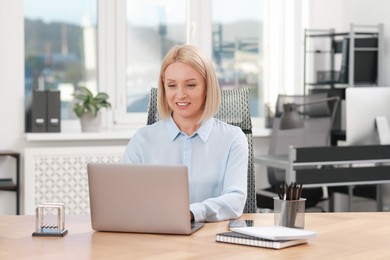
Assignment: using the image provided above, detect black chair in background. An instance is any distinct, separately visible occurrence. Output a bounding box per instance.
[257,93,335,211]
[147,87,257,213]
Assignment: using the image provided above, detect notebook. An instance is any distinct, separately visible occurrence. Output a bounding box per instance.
[87,163,205,235]
[216,231,308,249]
[230,226,318,240]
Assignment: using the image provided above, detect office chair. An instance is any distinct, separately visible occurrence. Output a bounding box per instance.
[257,93,334,211]
[147,87,256,213]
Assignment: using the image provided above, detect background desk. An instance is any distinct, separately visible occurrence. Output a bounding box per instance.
[1,212,390,259]
[255,145,390,211]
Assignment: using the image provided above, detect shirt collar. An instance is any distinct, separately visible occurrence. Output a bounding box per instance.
[165,116,214,143]
[196,118,213,143]
[166,116,182,141]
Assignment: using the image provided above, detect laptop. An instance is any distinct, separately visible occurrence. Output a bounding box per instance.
[87,163,205,235]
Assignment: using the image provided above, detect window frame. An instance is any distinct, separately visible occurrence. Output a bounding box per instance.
[105,0,306,130]
[112,0,211,127]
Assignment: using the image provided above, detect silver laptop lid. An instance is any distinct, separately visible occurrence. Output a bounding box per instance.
[87,163,202,235]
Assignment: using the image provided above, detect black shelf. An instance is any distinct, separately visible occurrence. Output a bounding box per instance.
[304,25,383,92]
[306,31,379,38]
[0,178,15,190]
[0,151,20,215]
[0,184,17,191]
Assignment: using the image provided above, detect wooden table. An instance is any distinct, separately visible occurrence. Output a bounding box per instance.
[1,213,390,259]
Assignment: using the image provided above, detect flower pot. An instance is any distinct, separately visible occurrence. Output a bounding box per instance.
[80,111,102,132]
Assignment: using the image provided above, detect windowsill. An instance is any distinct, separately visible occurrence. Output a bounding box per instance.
[25,127,271,142]
[25,117,271,142]
[25,129,136,142]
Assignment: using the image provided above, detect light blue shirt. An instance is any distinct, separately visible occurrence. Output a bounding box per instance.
[122,116,248,222]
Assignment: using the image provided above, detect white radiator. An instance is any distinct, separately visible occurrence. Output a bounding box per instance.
[24,146,125,215]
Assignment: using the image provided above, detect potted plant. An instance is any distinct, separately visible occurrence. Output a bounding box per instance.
[73,86,111,132]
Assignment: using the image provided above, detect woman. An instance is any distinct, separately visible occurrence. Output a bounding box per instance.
[122,44,248,222]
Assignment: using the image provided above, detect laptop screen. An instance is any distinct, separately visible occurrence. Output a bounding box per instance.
[87,163,204,235]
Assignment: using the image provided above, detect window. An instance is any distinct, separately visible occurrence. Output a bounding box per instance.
[115,0,265,125]
[24,0,300,131]
[126,0,185,113]
[24,0,98,120]
[212,0,263,117]
[114,0,186,125]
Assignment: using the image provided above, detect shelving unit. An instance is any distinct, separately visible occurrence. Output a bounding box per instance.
[304,23,384,94]
[303,24,384,135]
[0,151,20,215]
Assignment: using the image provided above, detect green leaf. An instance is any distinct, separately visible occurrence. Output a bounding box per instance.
[73,103,85,117]
[72,87,111,118]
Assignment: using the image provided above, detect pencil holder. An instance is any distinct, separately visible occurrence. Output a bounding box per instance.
[274,198,306,229]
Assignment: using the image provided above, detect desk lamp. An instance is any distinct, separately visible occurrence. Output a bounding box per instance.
[279,96,340,143]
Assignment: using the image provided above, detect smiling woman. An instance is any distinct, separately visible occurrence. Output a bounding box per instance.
[157,45,221,126]
[163,62,207,134]
[122,44,249,223]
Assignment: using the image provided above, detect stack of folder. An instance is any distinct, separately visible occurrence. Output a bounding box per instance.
[26,90,61,133]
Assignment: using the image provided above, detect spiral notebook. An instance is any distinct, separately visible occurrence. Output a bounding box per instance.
[216,231,308,249]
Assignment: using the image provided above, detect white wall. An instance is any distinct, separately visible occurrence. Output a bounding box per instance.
[0,2,24,149]
[308,0,390,85]
[0,0,24,214]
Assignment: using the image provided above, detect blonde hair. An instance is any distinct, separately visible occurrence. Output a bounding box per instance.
[157,44,221,121]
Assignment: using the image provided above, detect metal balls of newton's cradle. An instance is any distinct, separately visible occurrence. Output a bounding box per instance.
[32,202,68,237]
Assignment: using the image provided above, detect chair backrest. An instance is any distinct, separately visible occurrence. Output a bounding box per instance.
[146,87,256,213]
[268,93,332,185]
[146,88,160,125]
